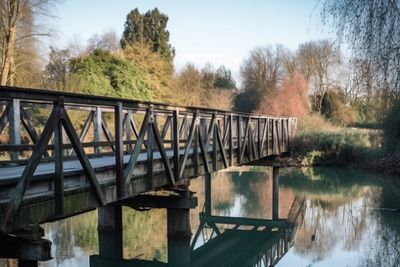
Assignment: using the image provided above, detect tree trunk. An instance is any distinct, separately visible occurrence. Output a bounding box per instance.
[1,0,19,86]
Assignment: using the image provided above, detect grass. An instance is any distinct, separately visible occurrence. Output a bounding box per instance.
[293,114,382,166]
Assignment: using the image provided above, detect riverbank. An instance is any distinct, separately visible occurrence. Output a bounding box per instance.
[289,114,400,186]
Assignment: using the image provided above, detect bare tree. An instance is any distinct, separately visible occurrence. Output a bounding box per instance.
[0,0,57,86]
[297,40,341,112]
[86,30,120,52]
[322,0,400,111]
[236,45,285,112]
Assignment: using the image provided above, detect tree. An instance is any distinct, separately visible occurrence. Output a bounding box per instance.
[296,40,341,112]
[214,65,236,89]
[87,30,119,52]
[121,8,174,63]
[0,0,57,86]
[45,46,71,91]
[322,0,400,111]
[235,45,285,112]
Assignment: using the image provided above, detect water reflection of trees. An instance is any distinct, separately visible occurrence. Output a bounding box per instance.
[5,166,397,267]
[40,208,168,266]
[280,167,400,266]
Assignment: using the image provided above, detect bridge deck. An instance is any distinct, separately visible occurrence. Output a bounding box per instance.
[0,86,297,233]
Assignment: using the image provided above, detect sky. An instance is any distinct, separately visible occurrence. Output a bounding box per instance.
[52,0,334,77]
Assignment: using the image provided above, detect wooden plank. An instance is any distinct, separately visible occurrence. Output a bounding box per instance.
[152,120,175,185]
[79,111,94,142]
[179,112,198,179]
[0,105,9,135]
[61,108,104,206]
[124,109,150,184]
[260,118,267,157]
[198,127,210,173]
[215,125,228,168]
[160,115,171,140]
[239,118,250,164]
[101,115,115,151]
[20,107,50,158]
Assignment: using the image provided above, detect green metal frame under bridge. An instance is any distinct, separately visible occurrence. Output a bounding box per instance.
[0,86,297,266]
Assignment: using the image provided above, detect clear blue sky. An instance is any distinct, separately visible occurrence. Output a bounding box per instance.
[53,0,332,75]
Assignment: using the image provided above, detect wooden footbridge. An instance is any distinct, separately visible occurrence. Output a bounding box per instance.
[0,86,297,266]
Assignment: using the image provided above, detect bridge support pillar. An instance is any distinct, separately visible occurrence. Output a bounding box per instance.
[0,226,51,267]
[272,167,279,220]
[167,207,191,267]
[98,205,123,259]
[205,173,211,216]
[90,205,123,267]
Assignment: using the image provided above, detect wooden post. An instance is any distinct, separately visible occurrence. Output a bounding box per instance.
[94,107,102,154]
[8,99,20,161]
[147,105,154,189]
[229,114,233,166]
[258,117,262,158]
[193,113,199,176]
[237,116,241,164]
[212,113,217,171]
[115,102,124,198]
[272,167,279,220]
[97,206,123,260]
[125,110,133,152]
[54,118,64,216]
[173,109,180,181]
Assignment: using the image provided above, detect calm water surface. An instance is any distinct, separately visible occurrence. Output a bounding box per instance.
[7,166,399,267]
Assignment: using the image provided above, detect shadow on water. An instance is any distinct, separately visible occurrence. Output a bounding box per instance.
[2,166,399,267]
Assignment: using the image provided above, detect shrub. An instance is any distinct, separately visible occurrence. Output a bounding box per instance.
[321,90,358,126]
[257,73,309,117]
[69,49,152,101]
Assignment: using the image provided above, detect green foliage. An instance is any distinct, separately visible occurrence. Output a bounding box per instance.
[69,49,151,100]
[121,8,174,64]
[295,129,372,166]
[382,101,400,153]
[233,90,258,112]
[321,90,358,126]
[214,65,236,89]
[121,44,173,101]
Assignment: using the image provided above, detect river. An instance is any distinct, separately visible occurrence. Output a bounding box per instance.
[3,166,399,267]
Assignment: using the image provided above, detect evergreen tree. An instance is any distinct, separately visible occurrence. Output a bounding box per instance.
[121,8,174,63]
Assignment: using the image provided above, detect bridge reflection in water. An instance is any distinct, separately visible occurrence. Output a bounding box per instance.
[89,167,304,267]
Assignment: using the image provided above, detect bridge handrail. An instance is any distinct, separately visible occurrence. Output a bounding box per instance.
[0,85,297,233]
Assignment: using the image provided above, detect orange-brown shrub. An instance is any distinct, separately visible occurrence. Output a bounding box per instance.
[257,73,308,117]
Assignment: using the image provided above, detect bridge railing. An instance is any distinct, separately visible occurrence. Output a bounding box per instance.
[0,86,297,233]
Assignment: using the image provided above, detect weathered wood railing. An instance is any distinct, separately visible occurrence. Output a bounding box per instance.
[0,86,297,233]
